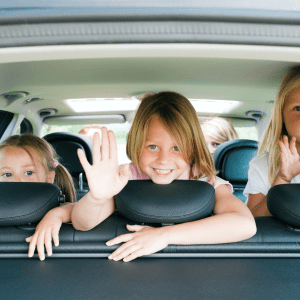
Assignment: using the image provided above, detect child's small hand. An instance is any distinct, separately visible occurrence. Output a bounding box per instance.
[278,135,300,182]
[106,225,169,262]
[78,127,131,203]
[25,210,62,261]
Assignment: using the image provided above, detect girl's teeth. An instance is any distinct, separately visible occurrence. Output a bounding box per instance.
[155,169,171,174]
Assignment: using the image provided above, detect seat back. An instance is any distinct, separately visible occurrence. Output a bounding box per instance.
[213,139,258,202]
[44,132,93,200]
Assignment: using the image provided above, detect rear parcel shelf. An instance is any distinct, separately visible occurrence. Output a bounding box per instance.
[1,216,300,257]
[1,181,300,257]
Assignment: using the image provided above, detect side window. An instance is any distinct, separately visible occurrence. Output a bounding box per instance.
[234,126,258,141]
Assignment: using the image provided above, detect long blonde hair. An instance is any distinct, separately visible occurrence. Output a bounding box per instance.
[127,91,216,182]
[201,117,239,143]
[259,65,300,184]
[0,133,76,202]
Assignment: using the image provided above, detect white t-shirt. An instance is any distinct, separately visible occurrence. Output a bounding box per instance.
[243,152,300,203]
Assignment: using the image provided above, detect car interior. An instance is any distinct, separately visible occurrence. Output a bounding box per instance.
[1,1,300,299]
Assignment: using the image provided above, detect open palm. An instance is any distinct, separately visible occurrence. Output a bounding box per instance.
[78,127,130,201]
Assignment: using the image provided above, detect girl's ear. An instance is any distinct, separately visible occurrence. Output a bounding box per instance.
[46,170,56,183]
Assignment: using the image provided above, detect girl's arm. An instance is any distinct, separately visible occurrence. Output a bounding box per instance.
[106,185,256,262]
[71,127,130,231]
[26,203,74,261]
[248,135,300,216]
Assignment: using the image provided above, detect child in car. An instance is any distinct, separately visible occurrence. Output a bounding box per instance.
[245,65,300,216]
[72,91,256,262]
[0,133,76,260]
[201,117,239,155]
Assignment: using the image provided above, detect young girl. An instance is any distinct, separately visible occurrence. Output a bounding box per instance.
[201,117,239,155]
[0,133,76,260]
[72,91,256,262]
[244,65,300,216]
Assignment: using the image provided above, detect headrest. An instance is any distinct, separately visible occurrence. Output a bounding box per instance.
[115,180,215,224]
[267,184,300,228]
[0,183,65,226]
[44,132,93,175]
[213,139,258,184]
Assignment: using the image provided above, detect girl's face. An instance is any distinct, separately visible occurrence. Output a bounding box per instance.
[283,85,300,148]
[0,146,55,183]
[203,133,221,155]
[139,115,189,185]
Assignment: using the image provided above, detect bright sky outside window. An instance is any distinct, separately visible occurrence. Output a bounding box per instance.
[65,98,241,114]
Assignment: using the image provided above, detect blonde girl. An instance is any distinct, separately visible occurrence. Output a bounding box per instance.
[0,133,76,260]
[72,91,256,262]
[201,117,239,155]
[244,66,300,216]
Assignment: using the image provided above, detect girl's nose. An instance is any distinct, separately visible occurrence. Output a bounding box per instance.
[157,149,170,164]
[13,175,23,182]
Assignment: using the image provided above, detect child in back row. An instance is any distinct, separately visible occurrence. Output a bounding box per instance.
[201,117,239,155]
[245,66,300,216]
[0,133,76,260]
[72,91,256,262]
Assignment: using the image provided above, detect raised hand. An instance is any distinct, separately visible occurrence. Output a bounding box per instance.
[106,225,169,262]
[78,127,131,202]
[278,135,300,182]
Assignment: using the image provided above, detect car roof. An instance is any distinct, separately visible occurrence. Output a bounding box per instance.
[0,1,300,133]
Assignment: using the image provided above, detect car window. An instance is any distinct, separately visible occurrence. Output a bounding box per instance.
[42,123,131,165]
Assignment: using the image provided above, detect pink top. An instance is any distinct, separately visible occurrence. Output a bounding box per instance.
[124,163,233,192]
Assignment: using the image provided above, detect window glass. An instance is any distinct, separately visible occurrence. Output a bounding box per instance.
[42,123,131,165]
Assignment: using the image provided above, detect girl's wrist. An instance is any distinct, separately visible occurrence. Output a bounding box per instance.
[86,191,111,206]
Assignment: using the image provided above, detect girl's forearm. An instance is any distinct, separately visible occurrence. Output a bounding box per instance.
[162,212,256,245]
[71,192,114,231]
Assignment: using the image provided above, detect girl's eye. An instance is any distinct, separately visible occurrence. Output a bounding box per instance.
[212,143,221,148]
[149,145,158,150]
[25,171,33,176]
[173,146,180,151]
[294,106,300,111]
[3,173,12,178]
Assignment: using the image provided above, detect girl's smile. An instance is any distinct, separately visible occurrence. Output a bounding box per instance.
[139,115,189,184]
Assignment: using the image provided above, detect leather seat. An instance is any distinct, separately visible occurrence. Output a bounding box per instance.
[44,132,93,200]
[213,139,258,202]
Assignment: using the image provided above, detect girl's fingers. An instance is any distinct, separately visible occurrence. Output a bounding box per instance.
[92,132,101,163]
[44,231,53,257]
[77,149,90,172]
[123,249,146,262]
[52,229,60,247]
[108,130,118,160]
[126,224,145,232]
[120,163,131,181]
[106,233,133,246]
[25,236,32,242]
[101,127,109,160]
[27,234,38,258]
[37,234,46,261]
[110,243,140,261]
[290,137,298,155]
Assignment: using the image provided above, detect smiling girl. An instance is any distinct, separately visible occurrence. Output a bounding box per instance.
[72,91,256,262]
[245,66,300,216]
[0,133,76,260]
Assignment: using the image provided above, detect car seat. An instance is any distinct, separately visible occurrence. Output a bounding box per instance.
[213,139,258,203]
[44,132,93,200]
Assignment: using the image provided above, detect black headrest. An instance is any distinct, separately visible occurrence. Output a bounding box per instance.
[267,184,300,228]
[213,139,258,184]
[115,180,215,224]
[44,132,93,175]
[0,183,65,226]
